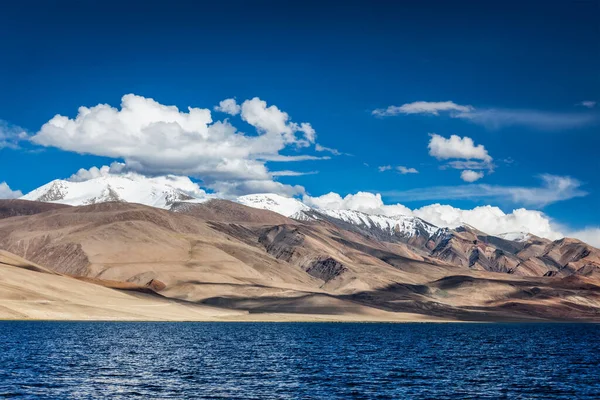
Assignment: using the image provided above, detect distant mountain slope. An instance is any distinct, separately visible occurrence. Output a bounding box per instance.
[171,199,294,225]
[0,199,70,220]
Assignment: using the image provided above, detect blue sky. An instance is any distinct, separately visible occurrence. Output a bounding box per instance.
[0,1,599,238]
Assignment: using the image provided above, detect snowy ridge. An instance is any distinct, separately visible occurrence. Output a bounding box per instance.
[317,209,437,238]
[236,193,310,217]
[21,179,539,245]
[20,175,208,209]
[497,232,531,242]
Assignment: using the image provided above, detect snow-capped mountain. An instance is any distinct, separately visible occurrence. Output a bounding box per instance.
[236,193,310,217]
[19,178,542,249]
[497,232,531,242]
[20,175,208,209]
[295,208,438,245]
[236,193,437,244]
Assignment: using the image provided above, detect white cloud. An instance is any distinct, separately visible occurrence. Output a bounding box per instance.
[383,174,587,208]
[240,97,315,147]
[69,162,126,182]
[214,98,241,115]
[577,101,596,109]
[428,133,492,162]
[567,227,600,248]
[303,191,413,217]
[211,180,305,198]
[270,170,318,177]
[0,182,23,199]
[67,164,208,198]
[397,166,419,174]
[30,94,321,197]
[379,165,418,174]
[258,154,330,162]
[315,143,341,156]
[460,170,484,182]
[454,109,596,131]
[413,204,562,239]
[445,160,494,171]
[372,100,597,130]
[372,101,473,117]
[303,189,582,242]
[303,190,572,240]
[0,120,28,149]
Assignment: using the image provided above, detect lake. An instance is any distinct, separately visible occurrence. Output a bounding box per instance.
[1,322,599,399]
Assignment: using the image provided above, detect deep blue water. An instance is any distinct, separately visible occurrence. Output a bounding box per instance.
[1,322,599,399]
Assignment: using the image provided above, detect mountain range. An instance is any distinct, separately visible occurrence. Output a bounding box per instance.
[1,175,599,321]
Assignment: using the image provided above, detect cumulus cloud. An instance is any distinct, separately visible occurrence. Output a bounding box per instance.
[0,182,23,199]
[567,227,600,248]
[30,94,321,196]
[69,162,126,182]
[214,98,241,115]
[412,204,562,239]
[303,191,413,217]
[67,164,208,198]
[397,166,419,174]
[428,133,492,162]
[460,170,484,182]
[372,101,473,117]
[212,180,305,198]
[378,165,392,172]
[302,190,575,241]
[0,120,28,149]
[240,97,315,147]
[383,174,587,208]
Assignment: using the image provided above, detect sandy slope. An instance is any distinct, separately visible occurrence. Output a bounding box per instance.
[0,250,244,321]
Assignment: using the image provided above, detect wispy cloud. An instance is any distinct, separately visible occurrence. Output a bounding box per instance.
[315,143,347,156]
[0,120,28,149]
[397,166,419,174]
[258,154,331,162]
[372,101,473,117]
[453,108,597,130]
[373,100,597,130]
[378,165,418,174]
[382,174,587,208]
[577,101,596,109]
[270,170,319,177]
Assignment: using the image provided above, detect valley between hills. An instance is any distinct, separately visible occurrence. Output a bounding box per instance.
[1,193,599,322]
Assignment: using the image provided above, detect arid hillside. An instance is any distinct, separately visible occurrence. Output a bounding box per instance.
[0,199,599,321]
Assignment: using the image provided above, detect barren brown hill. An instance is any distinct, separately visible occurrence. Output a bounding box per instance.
[171,199,294,225]
[1,199,600,321]
[0,199,70,220]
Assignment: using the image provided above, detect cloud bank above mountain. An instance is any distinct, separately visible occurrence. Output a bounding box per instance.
[0,182,22,199]
[30,94,321,196]
[303,190,599,246]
